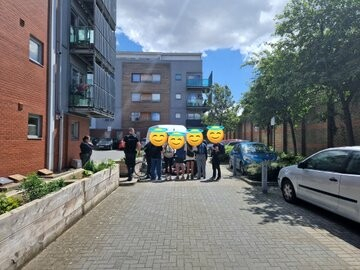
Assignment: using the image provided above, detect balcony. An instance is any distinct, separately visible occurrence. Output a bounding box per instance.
[186,79,211,88]
[69,83,114,118]
[186,99,209,110]
[70,26,94,49]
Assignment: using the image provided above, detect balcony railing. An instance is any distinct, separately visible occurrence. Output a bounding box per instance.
[70,26,94,48]
[69,83,94,107]
[186,99,209,108]
[186,79,211,88]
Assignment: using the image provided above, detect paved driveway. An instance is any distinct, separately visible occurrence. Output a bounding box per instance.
[23,166,360,270]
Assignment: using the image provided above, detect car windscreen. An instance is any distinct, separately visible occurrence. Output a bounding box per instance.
[241,144,269,154]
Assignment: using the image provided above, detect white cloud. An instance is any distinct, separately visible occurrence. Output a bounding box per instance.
[116,0,289,55]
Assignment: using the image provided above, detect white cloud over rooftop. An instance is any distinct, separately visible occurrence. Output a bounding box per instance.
[116,0,289,55]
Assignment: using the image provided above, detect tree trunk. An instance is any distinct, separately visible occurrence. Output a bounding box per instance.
[283,121,287,153]
[338,89,355,145]
[288,118,297,156]
[327,97,336,148]
[301,118,306,156]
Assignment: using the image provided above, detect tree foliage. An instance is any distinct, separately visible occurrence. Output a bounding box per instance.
[203,83,240,132]
[241,0,360,148]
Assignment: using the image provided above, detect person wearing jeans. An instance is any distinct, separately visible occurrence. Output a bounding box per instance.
[149,142,163,181]
[195,141,207,179]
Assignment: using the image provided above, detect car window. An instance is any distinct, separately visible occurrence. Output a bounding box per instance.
[241,143,268,154]
[305,150,350,173]
[345,151,360,175]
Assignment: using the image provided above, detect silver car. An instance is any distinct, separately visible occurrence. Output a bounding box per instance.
[278,146,360,223]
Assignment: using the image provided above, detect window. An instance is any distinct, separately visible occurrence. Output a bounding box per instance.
[29,36,43,65]
[131,73,141,82]
[187,113,201,120]
[152,74,161,82]
[28,114,42,139]
[131,112,140,121]
[151,112,160,121]
[305,150,350,172]
[131,93,141,102]
[175,113,181,119]
[131,73,161,83]
[175,94,182,100]
[175,74,182,81]
[345,151,360,175]
[71,122,79,140]
[152,94,160,102]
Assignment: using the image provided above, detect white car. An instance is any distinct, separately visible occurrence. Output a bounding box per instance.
[278,146,360,223]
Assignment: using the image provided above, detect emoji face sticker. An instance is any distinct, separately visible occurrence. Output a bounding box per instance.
[167,132,186,150]
[206,126,224,144]
[186,129,204,147]
[149,127,168,146]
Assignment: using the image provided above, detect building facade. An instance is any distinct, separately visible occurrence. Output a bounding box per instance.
[55,0,116,171]
[0,0,49,176]
[0,0,116,177]
[91,52,212,140]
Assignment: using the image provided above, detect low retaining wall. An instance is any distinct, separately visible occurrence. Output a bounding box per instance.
[0,166,119,270]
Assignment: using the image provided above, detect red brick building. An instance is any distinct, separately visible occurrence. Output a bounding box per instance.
[0,0,49,176]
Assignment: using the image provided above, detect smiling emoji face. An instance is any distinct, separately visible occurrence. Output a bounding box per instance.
[206,126,224,144]
[186,129,204,147]
[168,132,186,150]
[149,127,168,146]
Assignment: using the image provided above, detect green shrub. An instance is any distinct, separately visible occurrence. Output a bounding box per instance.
[245,162,281,182]
[0,193,20,214]
[20,174,66,202]
[243,153,304,182]
[83,159,115,174]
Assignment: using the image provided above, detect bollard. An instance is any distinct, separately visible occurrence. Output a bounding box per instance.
[233,156,237,176]
[261,161,268,194]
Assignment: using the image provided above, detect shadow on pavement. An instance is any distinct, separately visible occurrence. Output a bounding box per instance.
[238,186,360,249]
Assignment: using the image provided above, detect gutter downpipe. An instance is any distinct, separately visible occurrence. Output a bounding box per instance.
[56,0,64,172]
[46,0,56,171]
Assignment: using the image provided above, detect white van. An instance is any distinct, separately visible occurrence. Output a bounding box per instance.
[145,124,187,143]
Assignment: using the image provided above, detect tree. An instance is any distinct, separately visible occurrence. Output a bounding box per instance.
[203,83,240,132]
[276,0,360,145]
[242,45,314,155]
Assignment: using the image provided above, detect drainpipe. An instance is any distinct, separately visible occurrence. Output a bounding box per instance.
[46,0,57,170]
[56,0,64,172]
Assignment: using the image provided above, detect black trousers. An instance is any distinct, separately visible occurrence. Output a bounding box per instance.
[125,152,136,177]
[211,158,221,179]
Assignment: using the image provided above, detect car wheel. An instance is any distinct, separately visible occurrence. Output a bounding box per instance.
[281,179,297,203]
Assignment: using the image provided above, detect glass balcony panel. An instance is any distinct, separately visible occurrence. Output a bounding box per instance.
[186,79,210,87]
[70,26,95,48]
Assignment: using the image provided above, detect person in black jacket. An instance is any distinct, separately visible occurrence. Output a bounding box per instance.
[80,135,93,167]
[123,128,141,181]
[210,143,224,181]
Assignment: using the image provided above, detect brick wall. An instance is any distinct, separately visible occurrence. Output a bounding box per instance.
[0,0,48,176]
[121,62,171,138]
[237,99,360,156]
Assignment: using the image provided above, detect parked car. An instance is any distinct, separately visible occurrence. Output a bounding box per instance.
[229,141,277,174]
[96,138,113,150]
[278,146,360,223]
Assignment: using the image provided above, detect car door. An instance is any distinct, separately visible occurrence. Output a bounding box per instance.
[338,151,360,222]
[297,150,350,211]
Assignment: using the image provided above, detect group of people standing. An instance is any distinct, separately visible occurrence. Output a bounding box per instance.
[80,127,224,182]
[143,139,209,181]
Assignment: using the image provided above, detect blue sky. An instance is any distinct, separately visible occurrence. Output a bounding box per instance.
[115,0,289,102]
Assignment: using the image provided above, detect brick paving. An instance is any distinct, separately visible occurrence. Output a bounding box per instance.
[23,165,360,270]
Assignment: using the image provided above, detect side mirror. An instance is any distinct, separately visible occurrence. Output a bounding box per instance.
[298,162,306,169]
